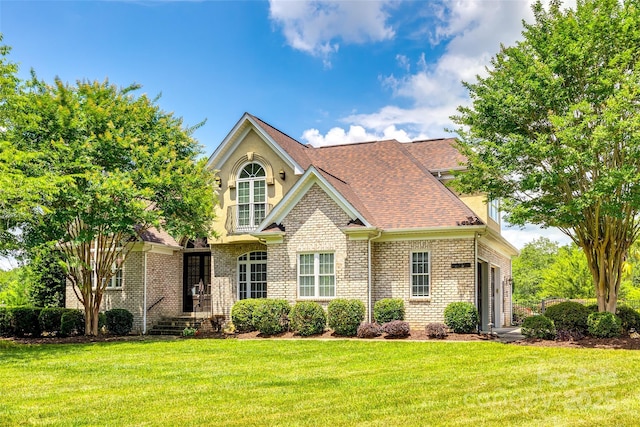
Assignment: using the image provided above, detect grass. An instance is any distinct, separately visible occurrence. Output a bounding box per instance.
[2,338,640,426]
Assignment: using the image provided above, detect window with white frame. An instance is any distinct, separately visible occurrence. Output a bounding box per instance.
[238,251,267,299]
[488,198,500,223]
[237,163,267,232]
[298,253,335,298]
[107,263,123,289]
[411,252,430,297]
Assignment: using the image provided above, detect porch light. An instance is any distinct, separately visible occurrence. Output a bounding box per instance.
[279,169,286,180]
[214,176,222,187]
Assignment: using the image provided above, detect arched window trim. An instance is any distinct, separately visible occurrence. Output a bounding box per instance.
[236,162,268,232]
[228,153,274,189]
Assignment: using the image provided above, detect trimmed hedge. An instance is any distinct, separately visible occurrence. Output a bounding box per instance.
[382,320,410,338]
[444,302,478,334]
[544,301,590,335]
[616,305,640,333]
[106,308,134,335]
[357,322,382,338]
[588,312,622,338]
[521,315,556,340]
[373,298,405,324]
[39,307,67,335]
[61,309,85,336]
[12,307,41,337]
[231,299,265,333]
[425,322,448,339]
[328,299,365,336]
[290,301,326,336]
[0,307,13,336]
[252,299,291,335]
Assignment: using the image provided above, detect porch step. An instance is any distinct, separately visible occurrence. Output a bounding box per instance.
[148,316,203,336]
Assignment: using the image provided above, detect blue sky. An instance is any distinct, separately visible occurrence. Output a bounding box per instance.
[0,0,574,268]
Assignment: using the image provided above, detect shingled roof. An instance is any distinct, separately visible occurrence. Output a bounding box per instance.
[249,115,480,230]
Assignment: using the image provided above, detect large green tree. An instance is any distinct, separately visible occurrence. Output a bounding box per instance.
[454,0,640,313]
[512,237,559,300]
[8,74,216,334]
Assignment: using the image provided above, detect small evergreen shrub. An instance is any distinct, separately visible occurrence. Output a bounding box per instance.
[544,301,590,335]
[616,305,640,333]
[328,299,365,336]
[382,320,410,338]
[556,329,584,341]
[38,307,66,335]
[290,301,326,336]
[521,315,556,340]
[106,308,134,335]
[357,322,382,338]
[425,322,448,339]
[252,299,291,335]
[0,307,13,337]
[585,303,599,313]
[231,299,265,333]
[60,309,85,336]
[12,307,41,337]
[373,298,405,324]
[588,312,622,338]
[443,302,479,334]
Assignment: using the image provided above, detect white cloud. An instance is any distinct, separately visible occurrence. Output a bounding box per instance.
[502,224,573,250]
[269,0,395,66]
[302,124,414,147]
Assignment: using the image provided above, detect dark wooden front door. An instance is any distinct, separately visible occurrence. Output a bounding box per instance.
[183,253,211,312]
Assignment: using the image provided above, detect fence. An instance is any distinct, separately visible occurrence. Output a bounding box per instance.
[511,298,640,325]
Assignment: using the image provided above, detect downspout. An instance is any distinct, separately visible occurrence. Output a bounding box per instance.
[368,230,382,323]
[474,232,478,311]
[143,250,148,334]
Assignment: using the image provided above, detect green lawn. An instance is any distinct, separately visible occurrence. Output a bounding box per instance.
[1,339,640,426]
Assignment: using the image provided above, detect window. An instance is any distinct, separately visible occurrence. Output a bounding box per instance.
[411,252,430,297]
[298,253,335,298]
[488,198,500,223]
[107,263,123,289]
[237,163,267,232]
[238,251,267,299]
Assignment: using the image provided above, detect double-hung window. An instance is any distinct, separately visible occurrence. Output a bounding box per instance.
[107,264,123,289]
[411,252,430,297]
[237,163,266,232]
[488,198,500,223]
[298,253,335,298]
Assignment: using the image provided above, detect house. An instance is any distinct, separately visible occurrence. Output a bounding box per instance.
[66,113,518,333]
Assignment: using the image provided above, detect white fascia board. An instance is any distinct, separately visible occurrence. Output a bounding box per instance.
[479,228,520,258]
[375,225,486,242]
[256,166,372,231]
[206,113,304,174]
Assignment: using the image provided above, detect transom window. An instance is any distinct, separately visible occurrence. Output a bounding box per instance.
[298,253,335,298]
[238,251,267,300]
[237,163,266,232]
[411,252,430,297]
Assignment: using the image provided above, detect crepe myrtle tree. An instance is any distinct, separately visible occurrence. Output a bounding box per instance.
[453,0,640,313]
[10,75,217,335]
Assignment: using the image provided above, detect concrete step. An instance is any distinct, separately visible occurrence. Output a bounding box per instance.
[148,316,203,336]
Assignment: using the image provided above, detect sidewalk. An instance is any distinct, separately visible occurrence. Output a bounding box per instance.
[493,327,525,343]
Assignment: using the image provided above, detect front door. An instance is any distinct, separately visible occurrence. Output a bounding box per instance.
[183,253,211,312]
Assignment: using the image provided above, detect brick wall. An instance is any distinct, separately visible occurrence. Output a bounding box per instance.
[373,238,476,327]
[478,243,513,327]
[268,184,370,317]
[145,251,182,329]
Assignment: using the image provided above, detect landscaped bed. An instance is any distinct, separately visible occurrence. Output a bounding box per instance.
[2,338,640,426]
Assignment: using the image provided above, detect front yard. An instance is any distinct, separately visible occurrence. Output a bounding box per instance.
[2,339,640,426]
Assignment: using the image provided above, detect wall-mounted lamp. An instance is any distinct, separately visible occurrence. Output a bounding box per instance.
[214,176,222,187]
[279,169,286,180]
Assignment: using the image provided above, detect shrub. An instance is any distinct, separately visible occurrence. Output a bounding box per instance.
[12,307,41,337]
[231,299,265,333]
[443,302,479,334]
[328,299,365,336]
[616,305,640,333]
[556,329,584,341]
[382,320,410,338]
[357,322,382,338]
[252,299,291,335]
[38,307,66,335]
[588,312,622,338]
[373,298,405,324]
[0,307,13,337]
[521,315,556,340]
[290,301,326,336]
[425,322,448,339]
[60,309,84,336]
[544,301,590,335]
[106,308,134,335]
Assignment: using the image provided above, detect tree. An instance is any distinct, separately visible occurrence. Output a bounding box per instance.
[539,244,594,299]
[9,75,216,335]
[453,0,640,313]
[512,237,559,300]
[27,245,66,308]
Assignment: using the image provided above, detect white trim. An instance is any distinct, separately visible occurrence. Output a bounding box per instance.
[236,161,268,232]
[207,113,304,175]
[256,166,372,232]
[237,251,268,300]
[297,252,336,299]
[410,251,431,298]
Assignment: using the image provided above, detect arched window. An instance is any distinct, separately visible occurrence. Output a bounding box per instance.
[238,251,267,299]
[237,163,266,232]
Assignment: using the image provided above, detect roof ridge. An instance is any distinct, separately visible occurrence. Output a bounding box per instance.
[313,139,398,149]
[249,114,310,149]
[316,166,349,185]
